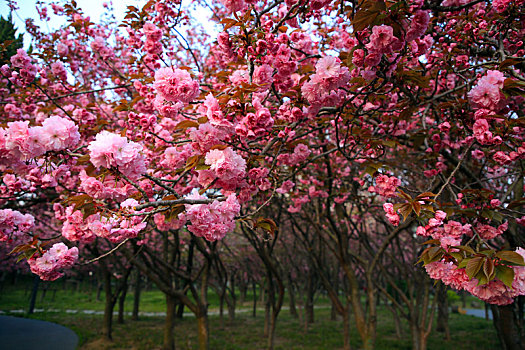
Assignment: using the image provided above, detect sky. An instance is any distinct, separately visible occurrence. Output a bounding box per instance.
[0,0,218,48]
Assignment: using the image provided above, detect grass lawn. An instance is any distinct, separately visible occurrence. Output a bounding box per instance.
[16,307,499,350]
[1,277,499,349]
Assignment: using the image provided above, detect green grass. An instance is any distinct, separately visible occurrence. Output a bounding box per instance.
[0,278,331,314]
[15,306,498,350]
[1,278,499,349]
[0,280,167,313]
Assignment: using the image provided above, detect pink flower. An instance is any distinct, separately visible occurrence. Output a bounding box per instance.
[198,94,232,128]
[492,0,511,12]
[205,147,246,184]
[368,175,401,198]
[220,0,246,13]
[383,203,400,226]
[190,123,228,154]
[366,25,401,55]
[406,10,430,42]
[143,22,162,41]
[28,243,79,281]
[253,64,274,87]
[153,67,200,105]
[277,180,295,194]
[10,49,31,69]
[476,222,507,240]
[41,116,80,151]
[468,71,506,111]
[183,191,241,241]
[88,131,146,180]
[493,151,512,165]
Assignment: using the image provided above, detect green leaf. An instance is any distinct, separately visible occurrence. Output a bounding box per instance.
[495,265,515,288]
[496,251,525,266]
[454,245,475,255]
[466,257,484,279]
[483,258,495,280]
[449,252,464,262]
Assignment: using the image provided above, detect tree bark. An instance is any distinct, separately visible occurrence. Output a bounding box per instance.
[28,275,39,314]
[132,271,141,321]
[102,267,114,341]
[492,303,525,350]
[342,311,352,350]
[252,282,257,317]
[305,270,315,324]
[288,274,298,318]
[117,282,127,324]
[197,313,210,350]
[163,294,176,350]
[436,284,450,340]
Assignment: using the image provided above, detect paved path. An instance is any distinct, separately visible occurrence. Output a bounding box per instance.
[0,304,331,318]
[0,315,78,350]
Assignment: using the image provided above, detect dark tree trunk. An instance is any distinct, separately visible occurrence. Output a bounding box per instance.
[252,282,257,318]
[28,275,39,314]
[288,274,298,318]
[492,303,525,350]
[102,267,114,341]
[163,294,176,350]
[239,281,247,304]
[436,284,450,340]
[342,311,352,350]
[117,282,127,324]
[197,312,210,350]
[305,271,315,324]
[132,271,141,321]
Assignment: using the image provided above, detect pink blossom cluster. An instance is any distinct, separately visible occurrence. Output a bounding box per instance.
[61,200,147,244]
[288,195,311,213]
[60,206,96,243]
[253,64,274,88]
[405,10,430,42]
[161,144,193,169]
[88,199,147,243]
[468,70,507,111]
[417,212,473,248]
[153,67,200,106]
[183,191,241,241]
[90,36,114,60]
[1,116,80,161]
[276,180,295,194]
[0,209,35,242]
[204,147,246,188]
[248,167,271,191]
[190,123,229,154]
[492,0,512,12]
[199,94,233,129]
[143,22,163,55]
[368,174,401,198]
[425,249,525,305]
[28,243,78,281]
[278,144,312,166]
[301,56,350,105]
[472,119,501,145]
[154,212,185,231]
[215,32,236,64]
[79,171,134,200]
[88,131,146,180]
[476,221,508,240]
[220,0,247,13]
[8,49,37,86]
[235,108,275,138]
[383,203,400,226]
[366,25,402,56]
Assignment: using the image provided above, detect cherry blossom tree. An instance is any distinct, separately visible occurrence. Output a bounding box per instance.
[1,0,524,349]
